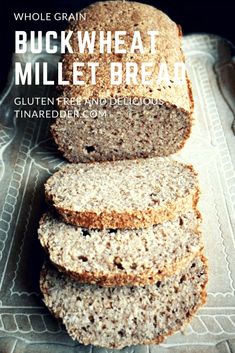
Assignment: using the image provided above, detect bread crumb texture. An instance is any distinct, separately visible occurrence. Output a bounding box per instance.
[45,157,199,229]
[52,1,194,162]
[40,254,207,349]
[39,210,202,286]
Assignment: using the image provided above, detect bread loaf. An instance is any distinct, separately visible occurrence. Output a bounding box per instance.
[40,254,207,348]
[52,1,194,163]
[45,158,199,229]
[38,210,202,286]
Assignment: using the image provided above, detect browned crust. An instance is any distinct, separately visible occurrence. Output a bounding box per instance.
[186,74,195,113]
[177,24,183,37]
[175,75,194,153]
[39,253,208,349]
[45,183,200,229]
[177,21,194,116]
[57,1,191,107]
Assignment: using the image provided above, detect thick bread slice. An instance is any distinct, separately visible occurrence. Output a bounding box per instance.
[38,210,202,286]
[53,1,194,163]
[40,254,208,349]
[45,158,199,229]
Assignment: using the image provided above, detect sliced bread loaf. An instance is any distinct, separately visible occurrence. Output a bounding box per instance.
[53,1,194,163]
[40,254,207,349]
[45,158,199,229]
[38,210,202,286]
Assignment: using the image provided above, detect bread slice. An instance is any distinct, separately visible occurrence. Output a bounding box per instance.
[45,158,199,229]
[38,210,202,286]
[53,1,194,163]
[40,254,207,349]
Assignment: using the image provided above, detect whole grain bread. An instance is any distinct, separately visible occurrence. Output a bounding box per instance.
[52,1,194,163]
[45,158,199,229]
[40,254,207,349]
[38,210,202,286]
